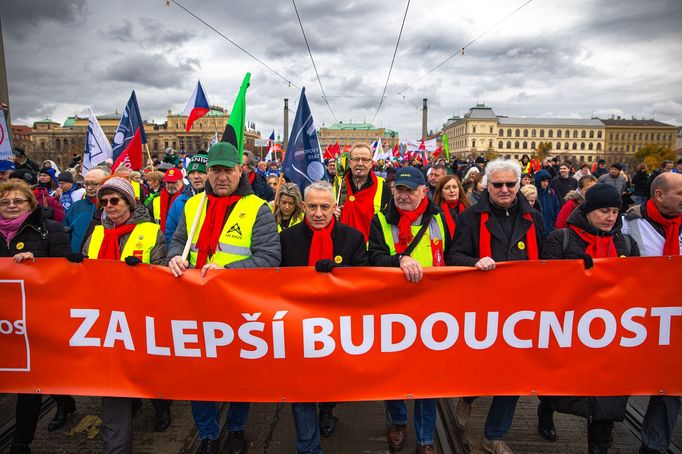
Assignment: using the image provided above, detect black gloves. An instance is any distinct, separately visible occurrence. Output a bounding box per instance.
[315,259,337,273]
[582,254,594,270]
[65,252,85,263]
[124,256,143,267]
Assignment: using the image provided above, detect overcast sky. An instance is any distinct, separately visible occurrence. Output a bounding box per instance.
[2,0,681,141]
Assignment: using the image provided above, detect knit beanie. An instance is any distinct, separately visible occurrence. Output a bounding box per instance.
[97,177,136,207]
[187,153,208,174]
[582,184,621,213]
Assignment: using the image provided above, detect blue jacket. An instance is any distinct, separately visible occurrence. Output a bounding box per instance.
[165,184,202,244]
[534,170,560,235]
[63,197,97,252]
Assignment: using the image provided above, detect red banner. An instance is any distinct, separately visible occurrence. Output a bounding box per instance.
[0,257,680,402]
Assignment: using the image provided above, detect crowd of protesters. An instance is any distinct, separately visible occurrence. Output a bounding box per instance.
[1,144,681,454]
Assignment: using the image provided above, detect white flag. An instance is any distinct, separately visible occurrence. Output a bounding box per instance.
[82,108,113,175]
[0,110,13,161]
[210,132,219,147]
[406,138,438,152]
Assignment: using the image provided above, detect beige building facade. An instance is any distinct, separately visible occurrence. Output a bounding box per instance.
[318,122,399,149]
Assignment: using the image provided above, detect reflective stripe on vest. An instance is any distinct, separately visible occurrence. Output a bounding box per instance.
[377,212,446,267]
[87,223,160,264]
[277,212,305,233]
[131,180,142,201]
[152,196,161,223]
[373,177,385,213]
[184,193,265,267]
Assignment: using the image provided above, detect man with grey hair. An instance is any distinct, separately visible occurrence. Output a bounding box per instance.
[446,158,544,454]
[63,167,110,252]
[279,180,367,453]
[242,150,275,201]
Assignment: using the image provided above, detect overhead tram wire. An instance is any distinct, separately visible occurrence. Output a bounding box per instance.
[393,0,534,96]
[291,0,338,123]
[371,0,411,124]
[171,0,300,90]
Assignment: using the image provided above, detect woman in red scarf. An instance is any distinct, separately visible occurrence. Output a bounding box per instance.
[539,183,639,453]
[433,174,470,240]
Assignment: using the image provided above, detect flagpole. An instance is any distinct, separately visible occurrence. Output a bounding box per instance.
[144,143,154,171]
[181,191,207,263]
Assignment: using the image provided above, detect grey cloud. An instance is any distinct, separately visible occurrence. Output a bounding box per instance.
[0,0,87,34]
[140,19,195,47]
[103,54,200,89]
[107,20,134,42]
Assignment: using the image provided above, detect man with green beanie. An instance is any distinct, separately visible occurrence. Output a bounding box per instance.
[164,153,208,243]
[166,141,280,454]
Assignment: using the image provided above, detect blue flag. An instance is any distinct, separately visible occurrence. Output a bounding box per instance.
[282,88,326,192]
[111,91,147,165]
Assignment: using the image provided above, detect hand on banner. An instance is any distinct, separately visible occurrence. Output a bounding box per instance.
[399,255,424,283]
[475,256,496,271]
[13,252,35,263]
[65,252,85,263]
[124,256,142,267]
[200,263,220,278]
[582,254,595,270]
[168,255,189,277]
[315,259,337,273]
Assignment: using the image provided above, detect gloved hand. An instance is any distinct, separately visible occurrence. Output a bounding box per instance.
[65,252,85,263]
[315,259,337,273]
[124,256,143,267]
[581,253,594,270]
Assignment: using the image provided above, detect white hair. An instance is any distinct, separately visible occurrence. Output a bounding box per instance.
[463,166,480,181]
[304,180,335,201]
[485,159,522,188]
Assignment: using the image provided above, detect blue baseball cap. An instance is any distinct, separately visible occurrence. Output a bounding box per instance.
[394,166,426,189]
[0,160,15,172]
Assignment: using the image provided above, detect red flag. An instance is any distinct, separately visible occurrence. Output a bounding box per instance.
[392,144,400,159]
[419,139,426,151]
[433,146,442,158]
[323,144,334,160]
[332,141,341,158]
[343,144,352,153]
[112,128,143,171]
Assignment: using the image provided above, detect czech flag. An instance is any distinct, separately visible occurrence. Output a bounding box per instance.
[111,91,147,171]
[183,80,210,132]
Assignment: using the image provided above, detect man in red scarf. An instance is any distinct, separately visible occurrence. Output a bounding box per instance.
[338,143,391,241]
[150,168,184,232]
[446,158,545,454]
[279,180,367,452]
[622,171,682,454]
[166,141,280,454]
[368,167,449,454]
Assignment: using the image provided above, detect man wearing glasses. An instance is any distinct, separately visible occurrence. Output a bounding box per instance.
[338,143,391,241]
[63,168,109,252]
[446,158,545,454]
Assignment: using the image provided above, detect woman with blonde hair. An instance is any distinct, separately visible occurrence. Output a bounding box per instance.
[274,182,304,232]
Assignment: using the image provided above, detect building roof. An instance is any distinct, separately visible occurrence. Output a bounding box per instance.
[34,118,59,124]
[11,125,32,134]
[205,108,228,117]
[600,118,674,127]
[63,117,78,127]
[464,104,497,120]
[326,122,378,130]
[97,113,122,121]
[497,117,604,127]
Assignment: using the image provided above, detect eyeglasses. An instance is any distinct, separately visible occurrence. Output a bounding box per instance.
[350,157,372,164]
[99,197,121,207]
[490,181,517,189]
[0,198,29,207]
[83,182,100,188]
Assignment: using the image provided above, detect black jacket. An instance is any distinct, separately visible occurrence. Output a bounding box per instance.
[446,191,545,266]
[542,207,639,259]
[549,175,578,204]
[280,220,368,267]
[0,207,71,258]
[631,170,650,197]
[249,172,275,202]
[368,198,449,267]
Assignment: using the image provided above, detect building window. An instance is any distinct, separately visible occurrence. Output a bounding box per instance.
[598,131,602,139]
[507,141,512,149]
[490,127,493,133]
[472,139,476,148]
[473,126,477,133]
[507,129,512,137]
[557,130,562,138]
[514,141,520,149]
[572,142,577,150]
[523,129,528,137]
[639,133,643,140]
[564,142,569,150]
[165,141,169,149]
[539,129,545,138]
[153,141,158,151]
[489,139,493,148]
[499,129,503,137]
[589,130,594,139]
[580,142,586,150]
[581,130,586,139]
[657,133,661,141]
[498,141,504,149]
[566,130,571,138]
[573,130,578,139]
[41,140,45,150]
[556,142,561,149]
[531,129,537,137]
[596,143,601,151]
[522,141,528,149]
[530,141,536,150]
[588,143,593,150]
[514,154,519,159]
[172,141,177,149]
[644,133,648,140]
[626,145,630,152]
[515,129,520,137]
[588,155,593,162]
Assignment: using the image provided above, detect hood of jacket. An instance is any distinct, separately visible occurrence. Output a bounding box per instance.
[534,169,552,187]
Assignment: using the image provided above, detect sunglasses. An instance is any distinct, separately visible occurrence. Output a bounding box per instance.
[99,197,121,207]
[490,181,517,189]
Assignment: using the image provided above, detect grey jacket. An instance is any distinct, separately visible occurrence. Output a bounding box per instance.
[82,204,168,265]
[167,174,280,269]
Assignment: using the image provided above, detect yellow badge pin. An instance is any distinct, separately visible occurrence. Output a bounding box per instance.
[518,241,526,250]
[334,255,343,264]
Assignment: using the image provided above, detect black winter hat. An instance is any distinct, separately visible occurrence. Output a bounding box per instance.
[9,170,36,185]
[57,171,74,183]
[583,184,621,213]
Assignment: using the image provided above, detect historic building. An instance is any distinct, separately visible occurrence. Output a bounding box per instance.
[443,104,676,163]
[318,122,399,149]
[14,106,261,169]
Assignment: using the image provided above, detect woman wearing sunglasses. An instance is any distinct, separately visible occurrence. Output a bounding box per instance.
[0,179,76,454]
[80,176,169,453]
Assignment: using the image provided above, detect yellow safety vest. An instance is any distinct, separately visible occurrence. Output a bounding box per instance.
[87,223,160,264]
[372,177,386,214]
[184,193,265,267]
[377,212,446,267]
[152,196,161,223]
[277,212,305,233]
[131,180,142,201]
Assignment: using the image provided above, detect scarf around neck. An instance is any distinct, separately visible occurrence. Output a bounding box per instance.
[395,196,429,254]
[441,200,464,240]
[340,171,378,242]
[306,216,335,266]
[0,211,32,245]
[98,223,137,260]
[569,224,618,258]
[195,194,242,268]
[646,199,681,255]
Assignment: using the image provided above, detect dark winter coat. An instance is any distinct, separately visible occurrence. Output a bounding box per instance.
[540,206,638,422]
[549,175,578,204]
[631,170,650,197]
[280,219,368,267]
[249,171,275,202]
[534,170,561,235]
[0,207,71,258]
[446,191,544,266]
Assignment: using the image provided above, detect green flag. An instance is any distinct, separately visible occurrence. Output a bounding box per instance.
[221,72,251,162]
[442,133,450,161]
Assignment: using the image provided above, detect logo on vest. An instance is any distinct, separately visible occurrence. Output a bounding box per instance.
[226,223,243,239]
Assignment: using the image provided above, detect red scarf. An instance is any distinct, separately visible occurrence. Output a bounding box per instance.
[98,223,137,260]
[160,188,182,232]
[248,172,256,185]
[441,200,465,240]
[646,199,681,255]
[306,216,335,266]
[395,196,429,254]
[479,211,539,260]
[340,172,379,242]
[195,194,242,268]
[569,224,618,258]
